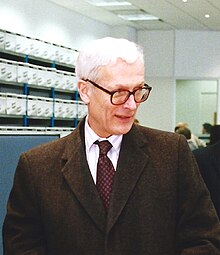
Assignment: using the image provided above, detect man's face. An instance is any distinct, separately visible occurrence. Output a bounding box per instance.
[82,58,145,138]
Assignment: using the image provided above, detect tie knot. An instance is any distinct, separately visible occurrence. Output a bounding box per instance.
[95,140,112,156]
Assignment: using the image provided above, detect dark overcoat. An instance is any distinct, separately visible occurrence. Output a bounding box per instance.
[3,120,220,254]
[193,140,220,218]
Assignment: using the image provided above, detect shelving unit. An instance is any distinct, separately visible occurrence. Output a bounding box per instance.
[0,29,87,135]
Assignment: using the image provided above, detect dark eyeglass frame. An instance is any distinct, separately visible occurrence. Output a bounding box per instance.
[85,79,152,105]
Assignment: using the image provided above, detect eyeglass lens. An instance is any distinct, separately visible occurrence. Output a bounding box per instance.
[112,87,150,105]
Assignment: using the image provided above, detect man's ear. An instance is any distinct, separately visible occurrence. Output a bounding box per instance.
[78,80,90,104]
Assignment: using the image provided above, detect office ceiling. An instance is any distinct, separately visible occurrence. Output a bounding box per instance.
[48,0,220,31]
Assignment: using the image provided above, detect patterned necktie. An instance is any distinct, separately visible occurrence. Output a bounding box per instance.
[95,140,115,211]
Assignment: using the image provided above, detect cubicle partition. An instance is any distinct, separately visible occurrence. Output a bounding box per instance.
[0,134,60,254]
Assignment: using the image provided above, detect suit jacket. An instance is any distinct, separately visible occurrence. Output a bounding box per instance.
[193,140,220,218]
[3,119,220,255]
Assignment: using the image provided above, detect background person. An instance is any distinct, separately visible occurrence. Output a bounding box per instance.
[175,126,198,151]
[175,122,206,148]
[3,37,220,255]
[202,122,213,135]
[134,118,140,125]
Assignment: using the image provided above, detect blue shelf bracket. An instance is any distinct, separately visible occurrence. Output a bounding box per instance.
[74,90,79,127]
[23,83,28,127]
[51,87,55,127]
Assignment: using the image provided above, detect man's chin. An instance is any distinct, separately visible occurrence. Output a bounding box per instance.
[114,124,133,135]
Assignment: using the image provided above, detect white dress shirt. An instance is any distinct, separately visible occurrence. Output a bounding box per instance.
[84,117,123,184]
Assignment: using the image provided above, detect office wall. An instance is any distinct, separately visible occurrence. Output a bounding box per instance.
[136,77,176,131]
[110,25,137,42]
[137,31,176,131]
[138,30,220,81]
[0,0,110,50]
[176,80,217,135]
[175,31,220,78]
[137,30,220,130]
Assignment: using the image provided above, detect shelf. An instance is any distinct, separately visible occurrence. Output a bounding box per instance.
[0,79,77,95]
[0,29,78,68]
[0,49,76,71]
[0,29,86,132]
[0,125,74,137]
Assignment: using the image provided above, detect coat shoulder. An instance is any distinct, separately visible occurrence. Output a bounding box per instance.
[20,130,79,164]
[135,125,184,147]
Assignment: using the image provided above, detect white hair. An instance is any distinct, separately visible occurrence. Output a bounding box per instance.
[75,37,144,81]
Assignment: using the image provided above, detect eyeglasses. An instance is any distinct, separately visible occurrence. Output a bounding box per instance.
[85,79,152,105]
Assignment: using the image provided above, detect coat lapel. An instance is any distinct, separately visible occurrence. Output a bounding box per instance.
[106,126,150,233]
[60,121,150,234]
[61,121,107,233]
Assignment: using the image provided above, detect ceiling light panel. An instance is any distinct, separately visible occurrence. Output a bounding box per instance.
[118,13,159,21]
[86,0,132,7]
[113,9,159,21]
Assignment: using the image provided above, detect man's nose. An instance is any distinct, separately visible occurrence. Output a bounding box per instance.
[124,95,137,109]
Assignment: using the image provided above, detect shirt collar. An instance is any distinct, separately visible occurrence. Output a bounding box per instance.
[84,116,123,152]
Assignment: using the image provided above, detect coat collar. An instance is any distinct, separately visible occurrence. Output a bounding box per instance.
[60,119,150,233]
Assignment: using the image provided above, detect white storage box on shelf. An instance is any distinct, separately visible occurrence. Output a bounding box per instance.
[44,67,56,88]
[38,97,53,117]
[15,34,31,55]
[29,38,49,59]
[20,63,54,87]
[27,64,39,85]
[54,99,77,119]
[54,70,63,89]
[69,101,77,118]
[33,40,44,58]
[0,59,17,82]
[53,44,64,63]
[62,71,76,91]
[77,101,87,119]
[62,99,77,118]
[59,46,69,64]
[54,70,77,91]
[39,41,51,60]
[6,93,26,115]
[27,95,53,117]
[69,75,77,91]
[0,93,7,114]
[49,43,60,62]
[59,47,77,66]
[17,62,30,84]
[54,99,63,118]
[0,31,5,49]
[4,32,16,52]
[72,50,79,66]
[28,37,37,56]
[36,66,48,87]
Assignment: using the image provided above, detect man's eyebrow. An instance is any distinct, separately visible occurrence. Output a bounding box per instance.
[113,82,145,89]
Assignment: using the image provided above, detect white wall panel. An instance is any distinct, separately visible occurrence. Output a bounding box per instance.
[138,31,175,78]
[0,0,110,50]
[136,78,176,131]
[175,31,220,78]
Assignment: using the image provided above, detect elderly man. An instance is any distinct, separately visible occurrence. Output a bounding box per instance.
[3,37,220,254]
